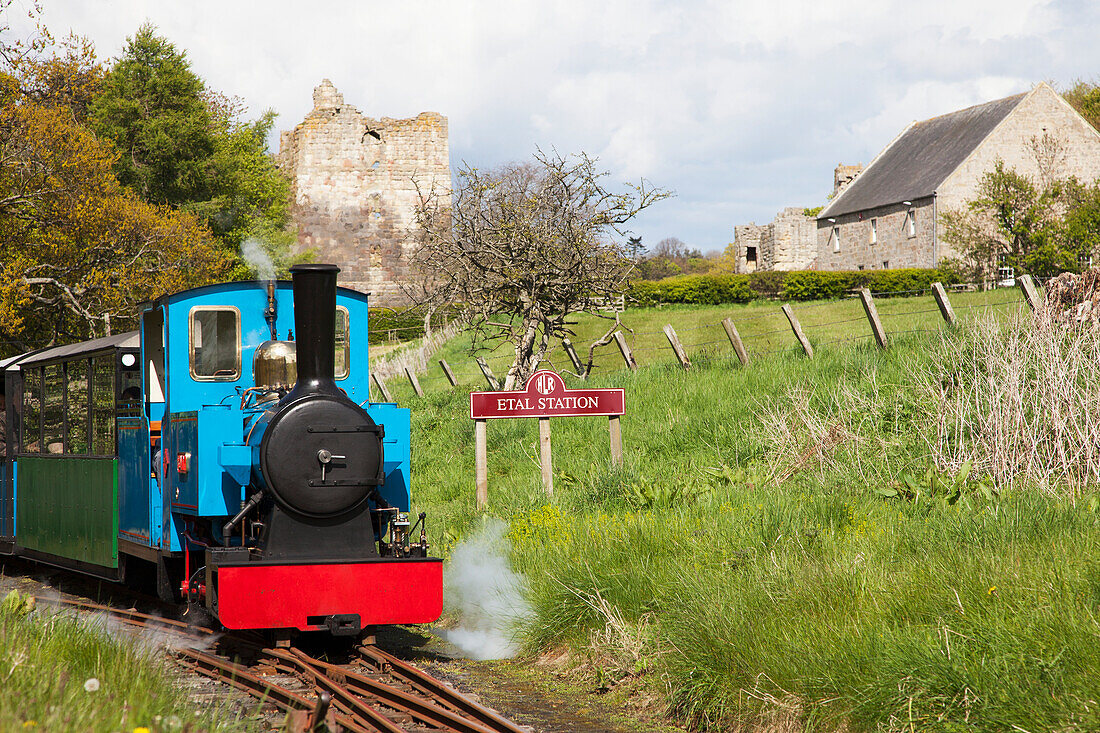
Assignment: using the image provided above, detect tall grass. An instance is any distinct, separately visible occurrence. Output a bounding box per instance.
[0,591,250,731]
[404,299,1100,731]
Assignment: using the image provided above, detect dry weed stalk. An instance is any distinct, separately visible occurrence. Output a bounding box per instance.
[758,380,891,486]
[927,307,1100,496]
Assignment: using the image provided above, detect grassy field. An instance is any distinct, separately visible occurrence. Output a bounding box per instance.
[0,590,252,731]
[392,289,1100,731]
[386,287,1027,398]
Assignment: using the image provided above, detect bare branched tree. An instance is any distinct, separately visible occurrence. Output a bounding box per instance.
[412,149,670,388]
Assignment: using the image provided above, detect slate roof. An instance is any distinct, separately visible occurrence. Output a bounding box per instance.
[819,91,1028,219]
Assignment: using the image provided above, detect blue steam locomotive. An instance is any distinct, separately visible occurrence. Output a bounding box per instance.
[0,264,442,637]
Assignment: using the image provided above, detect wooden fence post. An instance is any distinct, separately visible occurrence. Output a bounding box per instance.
[608,415,623,467]
[404,367,424,397]
[1018,274,1041,311]
[475,419,488,509]
[781,304,814,358]
[931,282,957,325]
[859,288,889,349]
[562,338,586,378]
[439,359,458,387]
[538,417,553,496]
[663,324,691,369]
[613,331,638,371]
[371,372,393,403]
[721,317,750,365]
[476,357,500,390]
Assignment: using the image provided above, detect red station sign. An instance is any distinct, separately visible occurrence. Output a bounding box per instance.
[470,370,624,420]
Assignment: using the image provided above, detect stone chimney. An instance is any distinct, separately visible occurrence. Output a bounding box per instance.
[313,79,344,110]
[833,163,863,198]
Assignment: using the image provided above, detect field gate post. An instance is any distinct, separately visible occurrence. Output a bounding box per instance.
[371,372,393,403]
[612,331,638,371]
[475,419,488,509]
[781,304,814,358]
[438,359,458,387]
[476,357,500,390]
[721,317,750,365]
[404,367,424,397]
[538,417,553,496]
[859,288,889,349]
[1018,274,1041,311]
[931,282,957,325]
[663,325,691,369]
[609,415,623,467]
[562,338,586,379]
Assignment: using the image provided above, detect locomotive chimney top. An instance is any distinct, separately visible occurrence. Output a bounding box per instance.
[289,263,340,395]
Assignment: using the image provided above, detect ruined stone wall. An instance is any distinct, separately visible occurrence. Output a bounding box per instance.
[771,207,818,270]
[278,80,450,304]
[732,223,766,273]
[732,209,816,272]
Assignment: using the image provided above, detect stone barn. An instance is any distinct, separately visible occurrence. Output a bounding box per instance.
[815,82,1100,271]
[278,80,450,304]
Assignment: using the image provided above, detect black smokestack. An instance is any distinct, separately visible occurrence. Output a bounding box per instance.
[290,263,339,394]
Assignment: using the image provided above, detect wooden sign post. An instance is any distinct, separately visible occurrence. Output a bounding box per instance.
[470,370,626,508]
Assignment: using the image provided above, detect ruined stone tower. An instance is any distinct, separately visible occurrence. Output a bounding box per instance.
[278,80,450,304]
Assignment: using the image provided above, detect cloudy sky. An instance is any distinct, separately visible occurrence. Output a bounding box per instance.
[14,0,1099,253]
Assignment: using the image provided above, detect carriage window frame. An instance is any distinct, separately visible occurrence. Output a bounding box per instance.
[188,306,242,382]
[335,306,350,380]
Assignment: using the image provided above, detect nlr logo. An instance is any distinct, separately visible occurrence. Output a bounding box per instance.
[534,373,557,395]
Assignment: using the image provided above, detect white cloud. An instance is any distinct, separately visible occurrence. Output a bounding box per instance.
[9,0,1093,250]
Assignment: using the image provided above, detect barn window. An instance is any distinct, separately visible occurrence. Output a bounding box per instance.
[189,306,241,381]
[905,209,916,238]
[831,226,841,252]
[335,306,350,380]
[870,219,877,244]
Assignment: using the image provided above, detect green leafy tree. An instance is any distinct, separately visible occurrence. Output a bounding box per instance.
[942,160,1100,279]
[0,17,230,354]
[1062,79,1100,132]
[89,23,298,275]
[89,23,214,206]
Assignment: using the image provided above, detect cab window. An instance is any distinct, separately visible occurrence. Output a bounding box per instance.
[335,306,349,380]
[189,307,241,381]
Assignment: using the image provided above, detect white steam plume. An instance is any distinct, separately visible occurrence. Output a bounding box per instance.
[241,238,276,281]
[439,519,532,660]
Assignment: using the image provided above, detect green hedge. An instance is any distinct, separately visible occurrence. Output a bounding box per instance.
[628,268,958,305]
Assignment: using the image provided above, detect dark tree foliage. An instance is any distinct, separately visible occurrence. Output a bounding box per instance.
[89,24,297,276]
[89,23,215,207]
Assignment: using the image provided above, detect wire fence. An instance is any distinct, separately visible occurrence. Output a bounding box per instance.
[372,278,1037,400]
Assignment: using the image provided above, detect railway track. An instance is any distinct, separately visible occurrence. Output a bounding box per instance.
[37,596,528,733]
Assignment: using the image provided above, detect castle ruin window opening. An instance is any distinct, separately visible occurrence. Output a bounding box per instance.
[746,246,757,263]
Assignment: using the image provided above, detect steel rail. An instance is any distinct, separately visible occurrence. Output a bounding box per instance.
[175,647,370,733]
[275,647,503,733]
[36,596,215,636]
[359,645,528,733]
[261,648,408,733]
